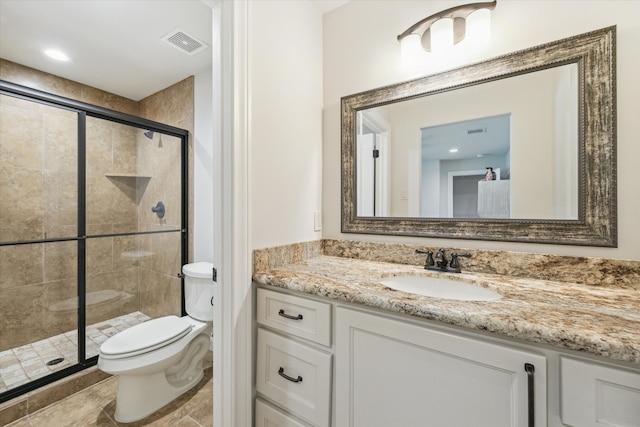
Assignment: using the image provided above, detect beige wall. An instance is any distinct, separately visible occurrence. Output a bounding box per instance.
[323,1,640,261]
[0,60,192,350]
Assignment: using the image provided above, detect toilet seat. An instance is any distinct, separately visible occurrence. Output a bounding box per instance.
[100,316,193,360]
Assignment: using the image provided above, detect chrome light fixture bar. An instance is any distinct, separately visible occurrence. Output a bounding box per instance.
[398,0,497,53]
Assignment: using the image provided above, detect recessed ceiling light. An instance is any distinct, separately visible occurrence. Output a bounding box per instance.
[449,148,459,153]
[44,49,70,61]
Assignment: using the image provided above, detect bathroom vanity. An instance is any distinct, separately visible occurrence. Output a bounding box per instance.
[252,246,640,427]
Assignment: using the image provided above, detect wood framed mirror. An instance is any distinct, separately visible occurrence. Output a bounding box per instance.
[341,26,616,246]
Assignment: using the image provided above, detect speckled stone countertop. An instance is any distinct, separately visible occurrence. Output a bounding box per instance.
[253,244,640,365]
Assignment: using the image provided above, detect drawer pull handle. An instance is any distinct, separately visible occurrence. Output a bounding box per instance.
[525,363,535,427]
[278,309,303,320]
[278,367,303,383]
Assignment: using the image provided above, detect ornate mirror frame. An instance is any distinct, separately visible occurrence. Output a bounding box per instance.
[341,26,616,247]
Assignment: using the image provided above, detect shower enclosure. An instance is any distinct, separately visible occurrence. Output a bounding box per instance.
[0,81,188,402]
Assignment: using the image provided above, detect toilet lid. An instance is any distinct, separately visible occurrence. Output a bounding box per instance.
[100,315,193,359]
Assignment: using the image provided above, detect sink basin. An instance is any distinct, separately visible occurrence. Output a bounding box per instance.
[379,276,501,301]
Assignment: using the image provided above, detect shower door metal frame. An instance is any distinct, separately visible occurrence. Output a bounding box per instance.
[0,80,189,402]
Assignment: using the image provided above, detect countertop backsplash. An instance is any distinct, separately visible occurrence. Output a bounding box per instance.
[254,239,639,288]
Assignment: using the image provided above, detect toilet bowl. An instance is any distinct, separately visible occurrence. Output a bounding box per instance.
[98,262,214,423]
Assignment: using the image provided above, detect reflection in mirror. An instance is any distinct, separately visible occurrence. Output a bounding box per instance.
[422,114,510,219]
[342,26,616,246]
[356,64,578,221]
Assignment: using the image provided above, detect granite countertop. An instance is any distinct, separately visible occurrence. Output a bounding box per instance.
[253,255,640,365]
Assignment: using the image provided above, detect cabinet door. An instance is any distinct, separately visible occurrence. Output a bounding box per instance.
[335,307,546,427]
[561,357,640,426]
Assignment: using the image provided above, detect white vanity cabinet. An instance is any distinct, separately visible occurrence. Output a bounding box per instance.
[254,285,640,427]
[255,288,333,427]
[334,307,547,427]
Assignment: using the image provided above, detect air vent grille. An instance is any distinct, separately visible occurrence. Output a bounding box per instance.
[162,29,208,56]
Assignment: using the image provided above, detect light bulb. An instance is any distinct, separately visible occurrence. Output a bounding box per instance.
[465,8,491,46]
[430,18,454,52]
[400,33,422,68]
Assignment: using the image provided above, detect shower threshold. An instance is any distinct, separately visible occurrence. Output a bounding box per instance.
[0,311,151,393]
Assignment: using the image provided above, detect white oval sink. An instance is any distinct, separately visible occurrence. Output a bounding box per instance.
[380,275,501,301]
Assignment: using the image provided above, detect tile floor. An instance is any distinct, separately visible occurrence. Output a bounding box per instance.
[0,312,151,393]
[5,363,213,426]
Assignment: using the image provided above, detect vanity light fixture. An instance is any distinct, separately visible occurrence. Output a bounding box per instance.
[398,0,496,55]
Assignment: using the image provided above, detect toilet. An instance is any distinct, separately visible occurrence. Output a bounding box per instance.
[98,262,214,423]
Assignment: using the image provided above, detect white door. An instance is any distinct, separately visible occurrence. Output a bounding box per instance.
[356,133,389,217]
[356,133,376,216]
[335,307,547,427]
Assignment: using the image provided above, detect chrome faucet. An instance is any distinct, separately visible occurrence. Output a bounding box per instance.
[415,248,471,273]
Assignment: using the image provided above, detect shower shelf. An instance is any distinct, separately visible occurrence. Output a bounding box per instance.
[121,250,155,260]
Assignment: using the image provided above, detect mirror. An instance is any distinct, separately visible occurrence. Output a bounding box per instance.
[357,64,578,220]
[342,26,616,246]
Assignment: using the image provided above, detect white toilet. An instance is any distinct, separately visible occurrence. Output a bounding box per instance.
[98,262,214,423]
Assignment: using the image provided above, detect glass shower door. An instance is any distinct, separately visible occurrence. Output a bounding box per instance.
[83,117,184,359]
[0,93,80,392]
[1,82,188,401]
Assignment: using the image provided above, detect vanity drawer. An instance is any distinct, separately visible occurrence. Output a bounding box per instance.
[256,288,331,346]
[256,328,332,427]
[561,357,640,426]
[255,398,311,427]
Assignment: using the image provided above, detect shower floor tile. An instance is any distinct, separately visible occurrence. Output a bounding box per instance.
[0,311,151,393]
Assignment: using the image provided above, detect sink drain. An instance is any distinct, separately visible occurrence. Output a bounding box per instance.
[46,357,65,366]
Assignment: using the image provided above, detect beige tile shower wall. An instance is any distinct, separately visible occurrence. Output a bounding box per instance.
[0,60,192,349]
[137,77,194,317]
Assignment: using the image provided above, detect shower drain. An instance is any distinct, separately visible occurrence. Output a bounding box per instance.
[46,357,65,366]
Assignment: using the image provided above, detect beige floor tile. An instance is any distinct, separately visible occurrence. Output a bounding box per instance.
[6,357,212,427]
[27,396,116,427]
[170,416,203,427]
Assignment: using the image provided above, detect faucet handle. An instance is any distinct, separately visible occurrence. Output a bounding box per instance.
[450,253,460,269]
[449,252,471,272]
[415,249,434,269]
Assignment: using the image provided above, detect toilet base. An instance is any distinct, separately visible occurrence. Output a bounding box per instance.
[112,333,210,423]
[114,369,204,423]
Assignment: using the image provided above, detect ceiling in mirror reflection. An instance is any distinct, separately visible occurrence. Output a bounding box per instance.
[421,114,510,160]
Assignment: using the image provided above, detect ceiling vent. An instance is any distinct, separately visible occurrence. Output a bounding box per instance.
[161,29,208,56]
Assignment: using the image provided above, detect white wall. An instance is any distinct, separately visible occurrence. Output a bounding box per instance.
[323,0,640,260]
[250,0,324,250]
[194,66,214,262]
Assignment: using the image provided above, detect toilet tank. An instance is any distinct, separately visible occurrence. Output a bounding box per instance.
[182,262,214,322]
